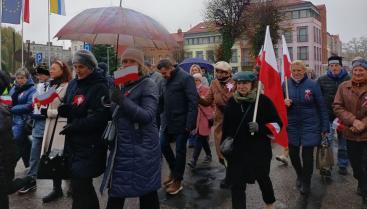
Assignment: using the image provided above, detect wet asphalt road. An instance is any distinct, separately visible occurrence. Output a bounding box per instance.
[9,142,363,209]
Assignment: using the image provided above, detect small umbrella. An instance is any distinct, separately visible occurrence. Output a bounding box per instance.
[179,58,214,73]
[54,7,177,49]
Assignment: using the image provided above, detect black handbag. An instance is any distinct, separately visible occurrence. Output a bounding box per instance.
[37,115,70,180]
[220,104,252,157]
[103,105,119,146]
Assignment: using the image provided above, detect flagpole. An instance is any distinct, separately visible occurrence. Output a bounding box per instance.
[251,81,262,136]
[0,0,2,70]
[285,76,289,100]
[21,0,24,68]
[48,0,51,68]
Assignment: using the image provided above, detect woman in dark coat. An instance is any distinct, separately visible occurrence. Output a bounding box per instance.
[284,60,329,195]
[101,48,161,209]
[58,50,110,209]
[222,71,282,209]
[9,68,36,168]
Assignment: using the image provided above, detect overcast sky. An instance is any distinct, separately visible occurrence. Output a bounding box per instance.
[9,0,367,48]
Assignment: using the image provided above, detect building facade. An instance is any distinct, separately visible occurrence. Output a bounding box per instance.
[27,41,72,65]
[327,33,342,57]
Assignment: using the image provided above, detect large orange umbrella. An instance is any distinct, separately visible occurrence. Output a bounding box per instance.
[55,7,177,49]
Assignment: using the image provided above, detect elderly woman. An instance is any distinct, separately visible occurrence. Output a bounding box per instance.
[9,68,36,168]
[285,60,329,195]
[187,73,214,168]
[222,71,281,209]
[58,50,110,209]
[101,48,161,209]
[333,58,367,208]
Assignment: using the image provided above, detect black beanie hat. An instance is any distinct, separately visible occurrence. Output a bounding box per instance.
[328,55,343,66]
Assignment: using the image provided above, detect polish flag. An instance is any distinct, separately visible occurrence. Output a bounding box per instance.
[259,26,288,147]
[23,0,30,23]
[33,87,59,106]
[0,95,12,106]
[114,66,139,85]
[332,118,345,131]
[265,122,281,139]
[281,35,292,84]
[256,46,263,67]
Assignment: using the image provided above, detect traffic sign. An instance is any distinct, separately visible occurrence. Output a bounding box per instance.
[84,43,92,51]
[35,53,43,64]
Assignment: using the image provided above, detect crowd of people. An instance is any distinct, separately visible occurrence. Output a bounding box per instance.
[0,48,367,209]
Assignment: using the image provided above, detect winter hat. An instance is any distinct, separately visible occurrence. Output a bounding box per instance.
[72,49,98,71]
[35,65,50,76]
[214,61,232,73]
[352,58,367,70]
[328,55,343,66]
[233,71,257,82]
[121,48,144,67]
[193,73,203,82]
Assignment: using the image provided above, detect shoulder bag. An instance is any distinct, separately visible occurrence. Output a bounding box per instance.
[220,104,252,157]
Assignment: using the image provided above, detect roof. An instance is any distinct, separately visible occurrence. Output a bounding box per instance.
[185,22,220,35]
[170,31,184,43]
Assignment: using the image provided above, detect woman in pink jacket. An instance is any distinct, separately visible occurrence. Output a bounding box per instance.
[188,73,214,168]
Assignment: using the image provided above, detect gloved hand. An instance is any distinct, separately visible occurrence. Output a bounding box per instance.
[59,124,73,135]
[40,108,48,117]
[111,86,125,104]
[248,122,259,133]
[58,104,72,118]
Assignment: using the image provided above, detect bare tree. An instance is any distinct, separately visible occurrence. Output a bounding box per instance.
[343,36,367,60]
[205,0,250,62]
[245,1,283,57]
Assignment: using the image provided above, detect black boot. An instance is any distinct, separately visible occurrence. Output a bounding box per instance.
[300,177,311,196]
[42,188,63,203]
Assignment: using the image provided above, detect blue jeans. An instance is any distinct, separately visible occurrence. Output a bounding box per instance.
[329,123,349,168]
[27,136,43,178]
[160,132,189,181]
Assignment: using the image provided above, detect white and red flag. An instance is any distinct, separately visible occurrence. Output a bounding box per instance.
[0,95,12,106]
[281,35,292,84]
[113,66,139,85]
[256,46,263,67]
[332,118,345,132]
[33,87,59,106]
[258,26,288,147]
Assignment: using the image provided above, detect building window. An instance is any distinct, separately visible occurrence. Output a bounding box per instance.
[185,39,190,45]
[194,38,199,45]
[242,49,251,66]
[209,36,215,43]
[185,51,193,58]
[288,47,293,61]
[292,10,300,19]
[284,30,293,43]
[284,11,292,20]
[297,26,308,42]
[196,51,204,59]
[300,9,309,18]
[230,49,238,63]
[297,46,309,60]
[206,50,215,63]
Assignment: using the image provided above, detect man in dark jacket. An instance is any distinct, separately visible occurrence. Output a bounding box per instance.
[58,50,109,209]
[317,55,351,175]
[0,71,25,209]
[157,59,198,195]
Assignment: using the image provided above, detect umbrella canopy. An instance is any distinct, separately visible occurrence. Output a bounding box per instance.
[179,58,214,73]
[55,7,177,49]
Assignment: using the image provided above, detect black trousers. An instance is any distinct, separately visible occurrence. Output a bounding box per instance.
[289,145,315,184]
[15,134,31,168]
[193,135,212,161]
[106,191,160,209]
[71,178,99,209]
[231,160,275,209]
[0,193,9,209]
[347,140,367,196]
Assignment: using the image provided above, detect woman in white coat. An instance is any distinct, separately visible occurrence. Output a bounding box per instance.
[41,60,72,203]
